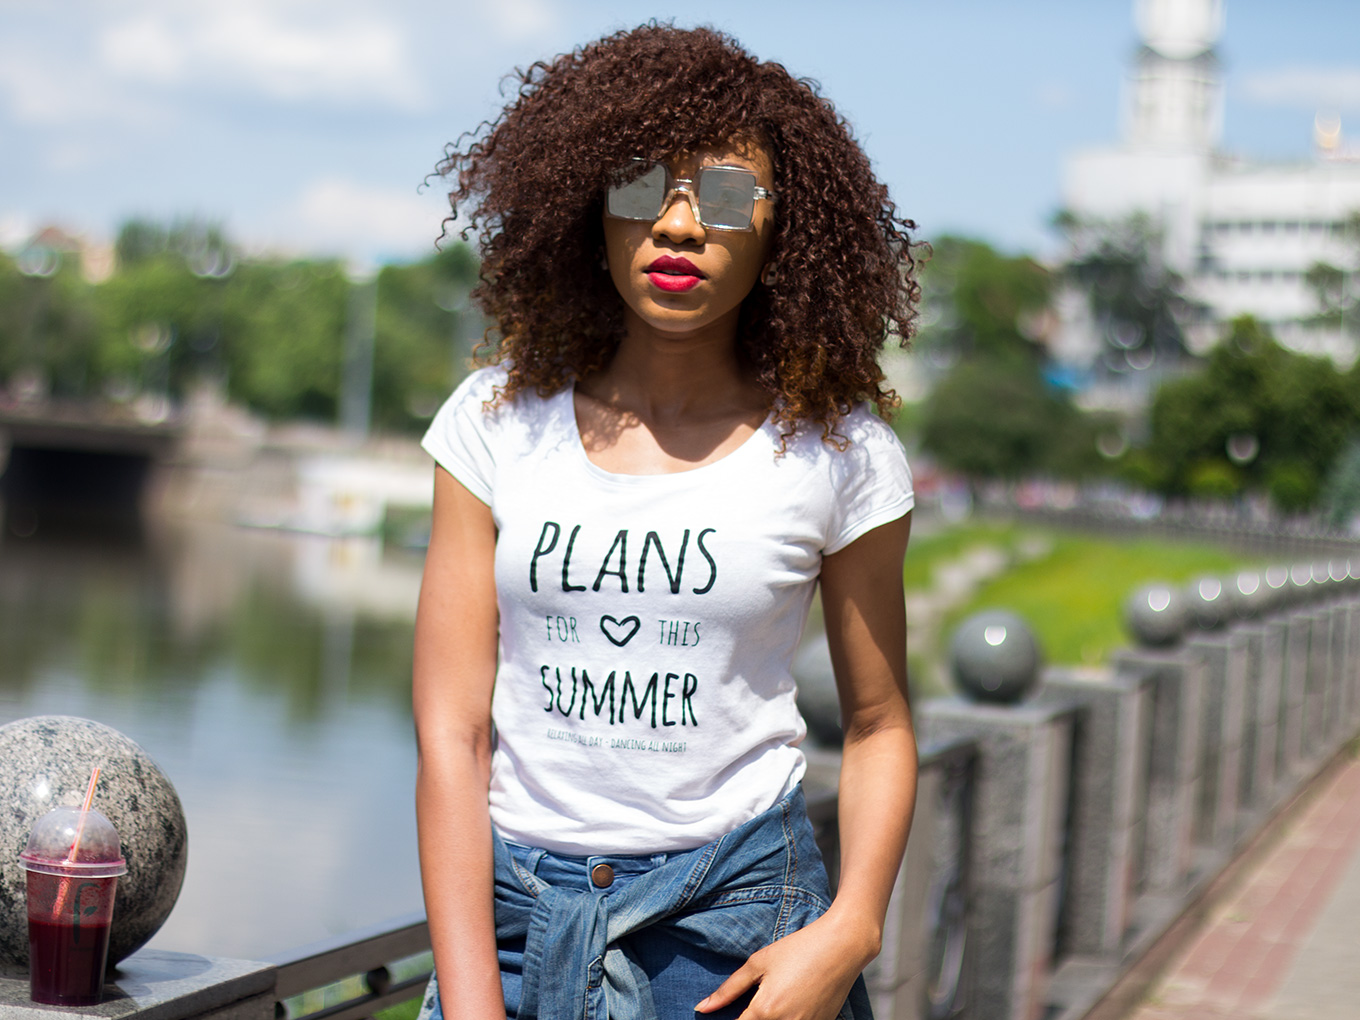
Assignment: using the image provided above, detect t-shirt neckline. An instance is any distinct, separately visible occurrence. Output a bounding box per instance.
[564,384,775,484]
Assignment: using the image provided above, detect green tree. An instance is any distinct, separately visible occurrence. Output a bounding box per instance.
[370,245,480,431]
[0,248,102,398]
[1305,211,1360,343]
[921,359,1099,481]
[4,216,484,431]
[115,218,234,276]
[1143,316,1359,509]
[914,236,1051,367]
[916,236,1102,482]
[1058,211,1200,372]
[1322,440,1360,529]
[217,259,349,420]
[95,253,235,399]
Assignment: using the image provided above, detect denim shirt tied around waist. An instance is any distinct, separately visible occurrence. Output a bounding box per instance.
[417,785,872,1020]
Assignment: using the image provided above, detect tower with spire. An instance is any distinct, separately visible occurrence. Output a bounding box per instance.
[1128,0,1224,151]
[1059,0,1360,395]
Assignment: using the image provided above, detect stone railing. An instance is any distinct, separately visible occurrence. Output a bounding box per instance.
[269,913,431,1020]
[903,559,1360,1020]
[2,559,1356,1020]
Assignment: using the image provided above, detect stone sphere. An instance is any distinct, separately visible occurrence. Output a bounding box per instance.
[1288,563,1315,605]
[1186,576,1233,629]
[1262,565,1292,611]
[949,610,1042,704]
[1125,584,1188,647]
[0,716,188,973]
[1232,571,1268,620]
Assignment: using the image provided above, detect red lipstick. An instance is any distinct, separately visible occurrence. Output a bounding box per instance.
[645,255,704,293]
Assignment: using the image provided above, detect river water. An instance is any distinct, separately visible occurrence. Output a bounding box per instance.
[0,518,426,961]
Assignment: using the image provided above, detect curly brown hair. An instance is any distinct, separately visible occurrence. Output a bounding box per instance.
[437,22,920,440]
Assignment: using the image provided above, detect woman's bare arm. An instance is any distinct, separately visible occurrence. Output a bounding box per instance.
[413,466,504,1019]
[697,512,917,1020]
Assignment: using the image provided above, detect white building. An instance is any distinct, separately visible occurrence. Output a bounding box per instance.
[1061,0,1360,378]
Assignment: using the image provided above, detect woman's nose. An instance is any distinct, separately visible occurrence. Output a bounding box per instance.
[652,192,706,245]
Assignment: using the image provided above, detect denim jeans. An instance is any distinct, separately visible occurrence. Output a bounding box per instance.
[416,786,872,1020]
[498,841,753,1019]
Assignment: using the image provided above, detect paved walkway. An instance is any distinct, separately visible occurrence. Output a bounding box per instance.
[1127,752,1360,1020]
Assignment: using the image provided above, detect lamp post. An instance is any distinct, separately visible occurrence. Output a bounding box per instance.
[342,264,378,441]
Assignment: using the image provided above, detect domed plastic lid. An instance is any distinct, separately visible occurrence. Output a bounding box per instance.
[19,806,127,878]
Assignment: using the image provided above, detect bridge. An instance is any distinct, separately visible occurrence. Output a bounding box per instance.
[0,398,181,537]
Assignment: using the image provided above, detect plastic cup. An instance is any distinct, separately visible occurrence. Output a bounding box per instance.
[19,806,127,1006]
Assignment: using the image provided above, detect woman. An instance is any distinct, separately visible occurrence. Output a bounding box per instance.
[414,24,919,1020]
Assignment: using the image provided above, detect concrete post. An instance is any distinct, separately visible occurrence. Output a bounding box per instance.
[1327,600,1352,747]
[1280,611,1312,776]
[1110,647,1204,894]
[918,699,1075,1020]
[1248,620,1288,810]
[1038,667,1151,958]
[864,740,975,1020]
[1304,608,1332,759]
[1349,600,1360,729]
[1186,630,1249,852]
[1237,625,1262,811]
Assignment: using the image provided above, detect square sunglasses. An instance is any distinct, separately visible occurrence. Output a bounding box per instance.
[606,162,776,231]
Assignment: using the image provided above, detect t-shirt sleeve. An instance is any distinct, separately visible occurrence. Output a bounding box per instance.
[825,410,915,554]
[420,367,504,505]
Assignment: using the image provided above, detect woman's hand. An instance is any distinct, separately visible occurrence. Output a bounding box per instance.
[695,909,877,1019]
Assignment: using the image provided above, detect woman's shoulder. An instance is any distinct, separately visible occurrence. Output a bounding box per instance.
[838,403,906,451]
[422,364,569,496]
[447,363,510,410]
[435,363,566,429]
[779,403,906,463]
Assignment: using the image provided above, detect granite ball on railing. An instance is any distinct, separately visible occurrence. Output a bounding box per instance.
[1187,576,1233,629]
[949,609,1042,704]
[1262,565,1291,611]
[1125,583,1188,647]
[1233,571,1267,620]
[0,716,188,974]
[1288,563,1314,605]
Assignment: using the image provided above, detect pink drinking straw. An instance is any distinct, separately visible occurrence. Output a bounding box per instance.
[50,766,101,921]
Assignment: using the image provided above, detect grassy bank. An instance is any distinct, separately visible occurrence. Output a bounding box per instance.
[920,520,1251,677]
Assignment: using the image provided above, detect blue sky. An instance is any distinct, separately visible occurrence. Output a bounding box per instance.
[3,0,1358,265]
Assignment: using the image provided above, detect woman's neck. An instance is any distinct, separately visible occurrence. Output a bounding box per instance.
[583,307,765,425]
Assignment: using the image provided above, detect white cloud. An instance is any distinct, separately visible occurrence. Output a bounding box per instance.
[267,177,448,261]
[97,2,427,110]
[100,16,186,83]
[1241,67,1360,112]
[0,45,163,126]
[481,0,559,42]
[0,0,426,128]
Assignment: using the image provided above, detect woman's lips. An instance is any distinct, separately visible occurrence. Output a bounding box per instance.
[645,256,704,293]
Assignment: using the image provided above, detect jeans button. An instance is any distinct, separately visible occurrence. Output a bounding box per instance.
[590,863,614,888]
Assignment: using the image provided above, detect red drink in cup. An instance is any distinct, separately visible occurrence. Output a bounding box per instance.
[20,805,127,1006]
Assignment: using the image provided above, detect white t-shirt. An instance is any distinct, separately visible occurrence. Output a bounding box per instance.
[422,366,913,854]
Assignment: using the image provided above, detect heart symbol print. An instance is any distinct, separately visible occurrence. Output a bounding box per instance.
[600,614,641,647]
